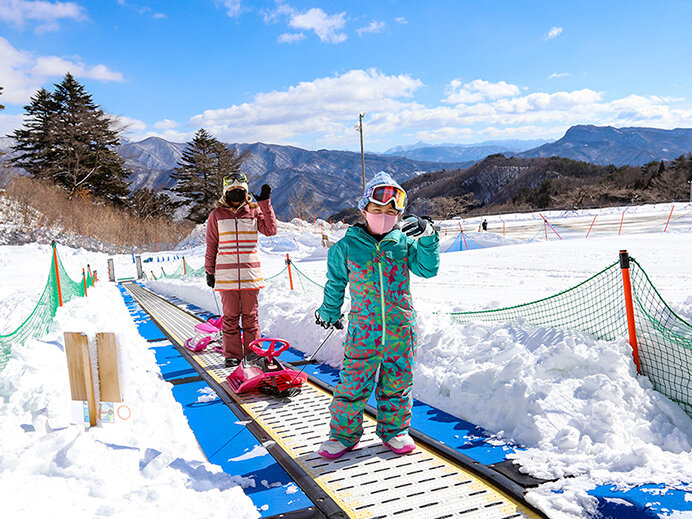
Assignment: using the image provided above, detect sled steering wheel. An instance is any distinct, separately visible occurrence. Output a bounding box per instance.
[249,338,291,363]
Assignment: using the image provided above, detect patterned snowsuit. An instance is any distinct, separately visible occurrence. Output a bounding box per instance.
[318,224,439,446]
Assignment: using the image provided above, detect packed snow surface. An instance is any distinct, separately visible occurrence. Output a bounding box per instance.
[2,202,692,518]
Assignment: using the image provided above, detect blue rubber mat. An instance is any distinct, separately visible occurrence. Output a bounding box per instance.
[589,483,692,518]
[149,341,198,381]
[117,283,315,517]
[171,379,314,517]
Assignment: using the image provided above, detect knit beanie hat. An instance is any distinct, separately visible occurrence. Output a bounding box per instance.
[358,171,406,212]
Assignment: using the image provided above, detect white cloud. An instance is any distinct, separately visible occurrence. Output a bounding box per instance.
[0,113,26,137]
[357,20,385,36]
[188,68,423,144]
[278,32,306,44]
[32,56,124,82]
[288,7,347,43]
[153,119,178,130]
[545,26,563,40]
[395,16,407,24]
[549,72,570,79]
[0,37,125,105]
[177,69,692,149]
[415,127,473,142]
[265,4,347,44]
[445,79,522,104]
[111,114,146,133]
[0,0,86,32]
[152,12,166,19]
[220,0,241,17]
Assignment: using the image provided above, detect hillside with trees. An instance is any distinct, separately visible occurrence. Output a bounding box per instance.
[403,154,692,220]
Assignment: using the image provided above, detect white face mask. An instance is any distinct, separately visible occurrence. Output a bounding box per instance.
[364,211,398,234]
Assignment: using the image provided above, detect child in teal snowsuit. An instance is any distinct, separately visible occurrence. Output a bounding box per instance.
[316,172,440,458]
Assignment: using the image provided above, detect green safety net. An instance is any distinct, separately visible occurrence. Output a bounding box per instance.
[160,258,205,279]
[264,255,692,418]
[0,244,95,372]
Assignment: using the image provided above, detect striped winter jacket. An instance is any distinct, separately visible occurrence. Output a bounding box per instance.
[205,199,278,290]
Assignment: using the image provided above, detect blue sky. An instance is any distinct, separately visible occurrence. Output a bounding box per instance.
[1,0,692,152]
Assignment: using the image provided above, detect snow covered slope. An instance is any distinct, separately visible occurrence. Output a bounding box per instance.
[1,202,691,518]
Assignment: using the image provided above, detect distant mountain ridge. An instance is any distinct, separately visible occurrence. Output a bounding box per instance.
[4,125,692,220]
[116,138,473,219]
[516,125,692,166]
[383,139,548,163]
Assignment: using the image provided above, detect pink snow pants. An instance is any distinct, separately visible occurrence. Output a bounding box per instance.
[220,289,261,360]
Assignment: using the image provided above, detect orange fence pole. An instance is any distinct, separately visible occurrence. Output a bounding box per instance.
[663,205,675,233]
[461,231,468,251]
[619,211,625,235]
[82,268,88,297]
[619,250,641,373]
[539,213,563,240]
[52,242,63,307]
[586,214,597,238]
[183,257,187,275]
[286,254,294,291]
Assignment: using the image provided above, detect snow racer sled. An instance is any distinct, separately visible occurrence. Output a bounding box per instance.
[184,316,224,352]
[226,338,307,398]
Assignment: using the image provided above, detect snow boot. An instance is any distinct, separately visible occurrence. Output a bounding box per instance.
[225,357,241,368]
[317,439,359,459]
[383,433,416,455]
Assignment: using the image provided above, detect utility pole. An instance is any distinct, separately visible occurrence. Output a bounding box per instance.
[356,113,366,191]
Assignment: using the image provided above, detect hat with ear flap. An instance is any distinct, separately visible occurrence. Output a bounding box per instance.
[358,171,407,212]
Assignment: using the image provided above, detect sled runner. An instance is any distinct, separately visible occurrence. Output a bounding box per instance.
[183,316,223,352]
[226,338,307,397]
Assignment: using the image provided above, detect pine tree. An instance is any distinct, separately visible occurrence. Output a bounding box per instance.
[9,73,131,204]
[173,128,248,223]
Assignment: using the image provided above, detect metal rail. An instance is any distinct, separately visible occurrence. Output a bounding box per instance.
[122,282,548,519]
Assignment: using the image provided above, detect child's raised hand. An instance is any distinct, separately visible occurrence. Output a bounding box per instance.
[401,215,435,238]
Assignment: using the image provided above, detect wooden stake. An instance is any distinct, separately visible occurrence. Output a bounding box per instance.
[64,332,97,426]
[97,333,122,403]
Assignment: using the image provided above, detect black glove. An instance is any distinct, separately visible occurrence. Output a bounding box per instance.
[401,215,434,238]
[315,310,344,330]
[253,184,271,201]
[206,273,215,288]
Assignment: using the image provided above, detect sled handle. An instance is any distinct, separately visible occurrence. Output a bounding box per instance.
[249,338,291,362]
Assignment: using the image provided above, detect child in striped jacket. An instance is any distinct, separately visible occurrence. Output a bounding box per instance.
[205,172,277,368]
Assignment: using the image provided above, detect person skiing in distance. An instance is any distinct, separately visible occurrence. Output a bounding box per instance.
[482,219,488,231]
[315,171,440,458]
[205,171,277,368]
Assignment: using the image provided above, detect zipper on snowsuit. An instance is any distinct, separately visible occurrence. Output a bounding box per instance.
[374,237,396,349]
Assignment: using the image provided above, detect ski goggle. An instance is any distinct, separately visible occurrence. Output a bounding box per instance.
[365,184,407,211]
[223,172,247,188]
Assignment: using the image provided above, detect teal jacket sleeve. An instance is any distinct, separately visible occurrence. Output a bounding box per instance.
[317,240,349,323]
[406,232,440,278]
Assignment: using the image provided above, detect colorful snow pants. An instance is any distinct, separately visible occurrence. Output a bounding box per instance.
[329,320,416,446]
[220,289,261,360]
